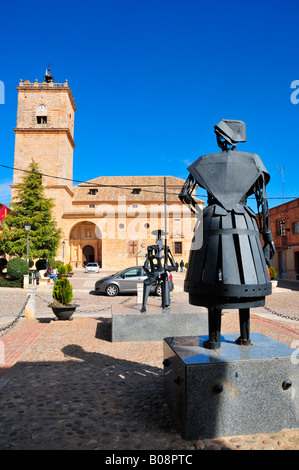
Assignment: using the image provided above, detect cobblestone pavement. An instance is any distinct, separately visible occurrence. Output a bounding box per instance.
[0,272,298,451]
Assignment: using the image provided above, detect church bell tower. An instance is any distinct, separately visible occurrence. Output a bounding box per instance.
[11,66,76,218]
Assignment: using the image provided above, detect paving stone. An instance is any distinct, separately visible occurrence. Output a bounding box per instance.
[0,284,298,450]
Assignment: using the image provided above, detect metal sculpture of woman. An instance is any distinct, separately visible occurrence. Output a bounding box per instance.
[179,119,276,349]
[140,230,177,313]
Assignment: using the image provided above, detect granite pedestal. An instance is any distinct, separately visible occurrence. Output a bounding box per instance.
[111,302,208,342]
[163,333,299,440]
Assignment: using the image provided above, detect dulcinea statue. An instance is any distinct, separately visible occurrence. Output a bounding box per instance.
[179,119,276,349]
[141,230,177,313]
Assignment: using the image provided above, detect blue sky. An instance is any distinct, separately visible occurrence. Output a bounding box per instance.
[0,0,298,209]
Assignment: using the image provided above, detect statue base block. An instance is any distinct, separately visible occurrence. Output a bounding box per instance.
[111,302,207,342]
[163,333,299,440]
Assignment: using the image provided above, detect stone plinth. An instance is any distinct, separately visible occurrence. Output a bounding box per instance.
[111,302,208,342]
[163,333,299,440]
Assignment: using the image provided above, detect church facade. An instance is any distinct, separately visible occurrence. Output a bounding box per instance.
[11,71,202,269]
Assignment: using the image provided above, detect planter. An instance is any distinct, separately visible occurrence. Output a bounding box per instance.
[271,280,278,289]
[49,303,79,321]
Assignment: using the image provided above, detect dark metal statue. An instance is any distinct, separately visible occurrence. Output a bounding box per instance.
[179,119,276,349]
[141,230,177,313]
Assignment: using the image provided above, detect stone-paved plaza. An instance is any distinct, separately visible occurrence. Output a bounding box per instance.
[0,270,298,451]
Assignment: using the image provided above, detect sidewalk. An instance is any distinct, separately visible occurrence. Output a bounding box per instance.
[0,289,298,450]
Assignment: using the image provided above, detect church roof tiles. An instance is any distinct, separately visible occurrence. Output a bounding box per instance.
[72,176,185,203]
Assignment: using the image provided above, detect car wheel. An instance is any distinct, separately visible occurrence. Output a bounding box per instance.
[155,284,162,296]
[106,284,119,296]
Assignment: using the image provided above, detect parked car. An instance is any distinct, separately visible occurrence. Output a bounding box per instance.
[94,266,174,296]
[85,262,100,273]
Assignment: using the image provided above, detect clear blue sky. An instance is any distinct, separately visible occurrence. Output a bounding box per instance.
[0,0,298,210]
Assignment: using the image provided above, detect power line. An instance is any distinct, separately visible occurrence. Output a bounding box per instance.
[0,163,298,201]
[0,164,180,197]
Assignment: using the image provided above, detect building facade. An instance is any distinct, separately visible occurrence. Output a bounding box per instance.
[269,198,299,280]
[11,73,201,269]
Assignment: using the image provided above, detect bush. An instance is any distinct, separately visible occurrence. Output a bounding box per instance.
[57,264,67,274]
[65,263,73,273]
[269,266,277,280]
[0,276,23,288]
[52,277,73,305]
[36,259,47,271]
[0,276,20,287]
[7,258,29,280]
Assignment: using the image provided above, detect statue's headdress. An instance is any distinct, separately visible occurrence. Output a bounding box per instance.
[214,119,246,149]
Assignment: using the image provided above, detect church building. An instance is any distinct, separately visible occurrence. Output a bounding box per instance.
[11,69,201,269]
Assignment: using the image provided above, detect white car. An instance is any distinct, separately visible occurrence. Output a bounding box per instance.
[85,262,100,273]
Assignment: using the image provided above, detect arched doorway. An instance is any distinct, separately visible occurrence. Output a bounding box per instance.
[69,222,102,268]
[83,245,95,264]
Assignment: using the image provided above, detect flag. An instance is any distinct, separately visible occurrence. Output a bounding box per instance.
[0,204,8,236]
[0,204,7,223]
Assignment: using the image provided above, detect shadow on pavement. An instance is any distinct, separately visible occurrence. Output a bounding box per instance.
[277,279,299,291]
[0,334,184,450]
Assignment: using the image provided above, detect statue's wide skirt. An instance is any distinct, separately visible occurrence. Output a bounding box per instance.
[184,204,271,309]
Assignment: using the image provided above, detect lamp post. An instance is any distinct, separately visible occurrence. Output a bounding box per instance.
[62,240,65,265]
[24,222,31,265]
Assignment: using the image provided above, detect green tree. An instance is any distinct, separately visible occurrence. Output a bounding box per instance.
[0,160,61,259]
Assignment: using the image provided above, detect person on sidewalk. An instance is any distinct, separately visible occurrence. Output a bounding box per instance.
[180,260,184,272]
[46,265,57,283]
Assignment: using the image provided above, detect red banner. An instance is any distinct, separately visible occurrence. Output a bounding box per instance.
[0,205,7,222]
[0,205,8,236]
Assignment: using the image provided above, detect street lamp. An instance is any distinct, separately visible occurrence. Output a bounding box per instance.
[24,222,31,265]
[62,240,65,265]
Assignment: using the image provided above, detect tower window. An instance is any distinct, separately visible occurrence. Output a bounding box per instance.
[132,188,141,194]
[37,116,47,124]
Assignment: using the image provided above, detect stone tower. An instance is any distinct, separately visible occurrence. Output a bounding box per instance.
[11,68,76,223]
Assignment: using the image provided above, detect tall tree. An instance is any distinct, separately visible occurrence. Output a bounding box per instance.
[0,160,61,259]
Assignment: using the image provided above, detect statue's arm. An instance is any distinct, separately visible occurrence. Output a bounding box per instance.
[179,174,198,211]
[254,176,276,266]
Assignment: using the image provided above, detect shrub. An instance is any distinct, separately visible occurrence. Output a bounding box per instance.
[0,277,19,287]
[269,266,277,280]
[36,259,47,271]
[7,258,29,279]
[0,277,23,288]
[57,264,67,274]
[55,260,63,267]
[65,263,73,273]
[52,277,73,305]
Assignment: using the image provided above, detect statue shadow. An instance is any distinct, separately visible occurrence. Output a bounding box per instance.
[58,343,176,443]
